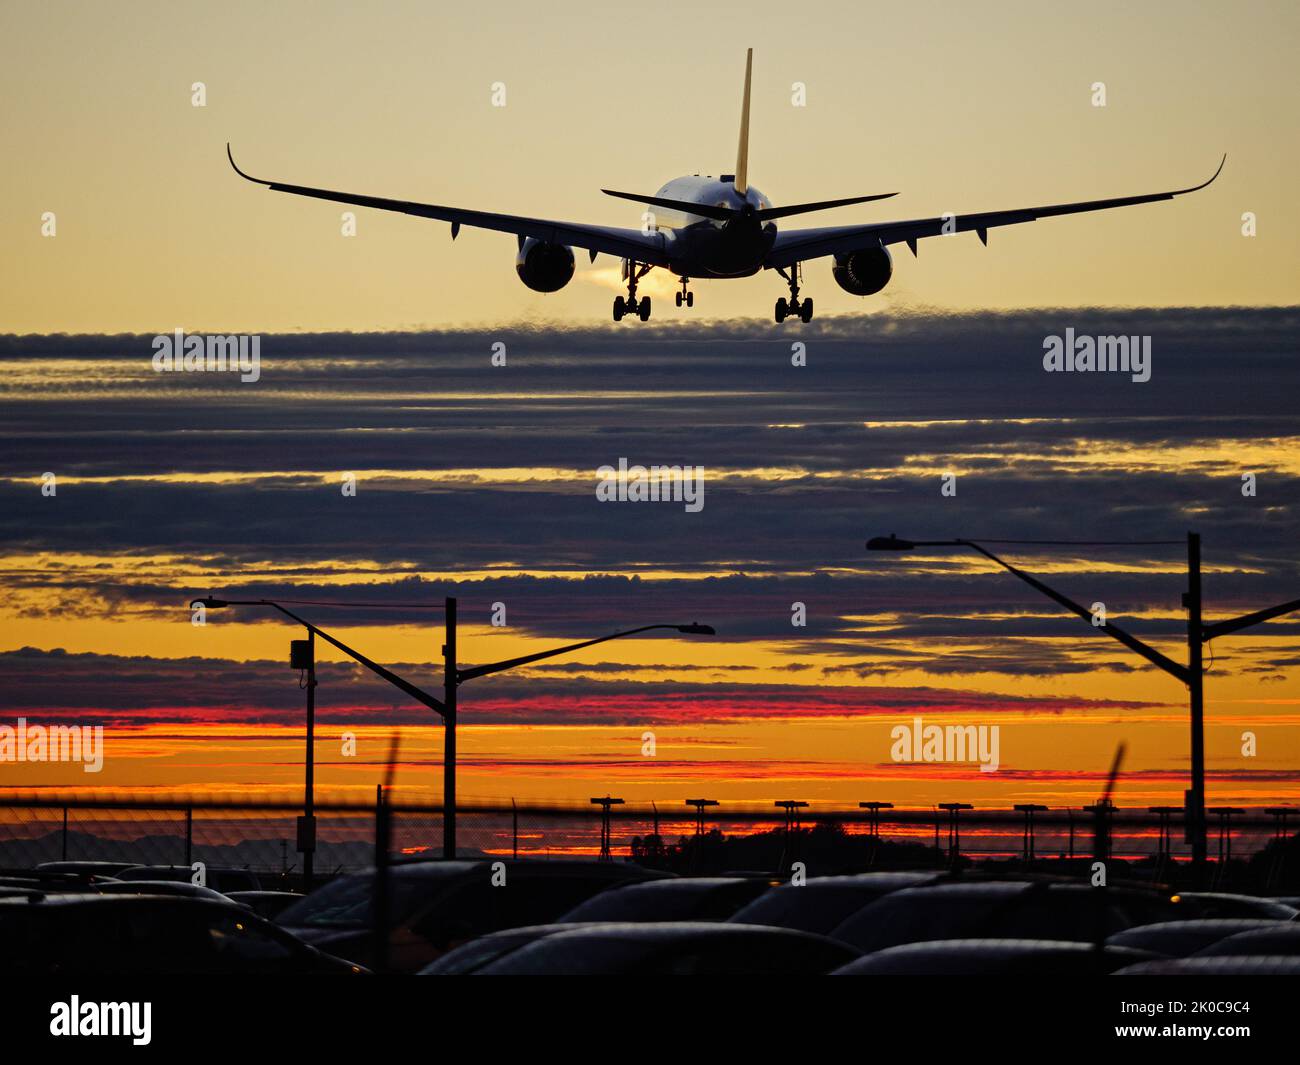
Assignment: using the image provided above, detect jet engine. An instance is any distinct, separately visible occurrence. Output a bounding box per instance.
[831,244,893,296]
[515,238,575,292]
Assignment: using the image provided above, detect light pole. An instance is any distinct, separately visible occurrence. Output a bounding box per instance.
[190,594,713,860]
[1014,804,1048,862]
[866,532,1300,881]
[291,631,316,888]
[591,796,625,861]
[686,798,719,836]
[938,802,972,862]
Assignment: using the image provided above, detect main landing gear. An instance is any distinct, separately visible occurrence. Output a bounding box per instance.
[613,261,653,322]
[774,264,813,323]
[675,276,695,308]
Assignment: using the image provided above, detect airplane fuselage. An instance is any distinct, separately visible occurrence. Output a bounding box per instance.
[648,175,778,279]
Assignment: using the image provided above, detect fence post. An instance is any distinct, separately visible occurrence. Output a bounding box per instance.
[185,805,193,867]
[62,806,68,860]
[512,798,518,861]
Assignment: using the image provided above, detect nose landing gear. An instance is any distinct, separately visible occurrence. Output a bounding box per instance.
[613,261,653,322]
[775,264,813,323]
[674,277,695,308]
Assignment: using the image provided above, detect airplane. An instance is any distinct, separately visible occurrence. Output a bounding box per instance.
[226,49,1224,325]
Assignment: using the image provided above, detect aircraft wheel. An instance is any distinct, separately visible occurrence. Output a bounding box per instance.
[686,291,694,307]
[613,297,625,322]
[775,298,787,323]
[639,296,652,322]
[800,298,814,323]
[675,291,683,307]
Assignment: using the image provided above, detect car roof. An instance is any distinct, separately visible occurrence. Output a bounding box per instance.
[512,921,842,942]
[1179,890,1294,905]
[856,937,1106,955]
[1107,919,1282,950]
[0,892,235,910]
[884,880,1034,899]
[1117,956,1300,975]
[591,877,760,894]
[1174,892,1298,917]
[831,938,1155,974]
[782,872,937,890]
[118,864,253,874]
[1113,918,1283,936]
[475,921,859,974]
[368,859,670,879]
[96,880,232,898]
[1196,925,1300,956]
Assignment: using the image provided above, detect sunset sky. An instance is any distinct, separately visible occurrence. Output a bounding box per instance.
[1,3,1298,827]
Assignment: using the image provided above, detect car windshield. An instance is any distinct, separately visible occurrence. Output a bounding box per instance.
[277,873,441,929]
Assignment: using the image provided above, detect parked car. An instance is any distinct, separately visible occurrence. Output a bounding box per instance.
[1107,919,1286,958]
[830,881,1181,952]
[0,894,365,974]
[833,939,1159,975]
[728,872,938,934]
[115,864,262,893]
[277,859,672,972]
[1194,924,1300,958]
[1170,892,1298,921]
[559,877,772,923]
[467,922,861,975]
[226,890,304,919]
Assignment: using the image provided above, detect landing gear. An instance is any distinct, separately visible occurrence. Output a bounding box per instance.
[614,260,654,323]
[675,277,694,308]
[775,264,813,323]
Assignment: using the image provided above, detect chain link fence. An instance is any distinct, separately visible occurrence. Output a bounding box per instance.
[0,797,1294,892]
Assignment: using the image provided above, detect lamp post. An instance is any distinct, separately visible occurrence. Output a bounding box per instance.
[1014,803,1048,862]
[686,798,719,836]
[191,594,713,860]
[938,802,972,862]
[591,796,625,861]
[866,531,1300,881]
[291,632,316,888]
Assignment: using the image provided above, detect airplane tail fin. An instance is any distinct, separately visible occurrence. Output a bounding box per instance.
[735,48,752,195]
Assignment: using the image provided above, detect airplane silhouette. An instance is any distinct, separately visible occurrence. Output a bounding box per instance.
[227,49,1224,324]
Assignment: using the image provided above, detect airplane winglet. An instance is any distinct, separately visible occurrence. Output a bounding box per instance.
[226,143,266,185]
[1179,153,1226,196]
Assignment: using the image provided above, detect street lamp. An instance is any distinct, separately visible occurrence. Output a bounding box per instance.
[1014,804,1048,862]
[866,532,1300,880]
[937,802,973,862]
[190,595,714,860]
[686,798,719,836]
[590,796,625,861]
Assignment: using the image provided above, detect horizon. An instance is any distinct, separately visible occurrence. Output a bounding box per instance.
[3,308,1298,811]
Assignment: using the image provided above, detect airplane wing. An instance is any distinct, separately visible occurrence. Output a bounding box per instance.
[764,156,1225,270]
[226,145,671,266]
